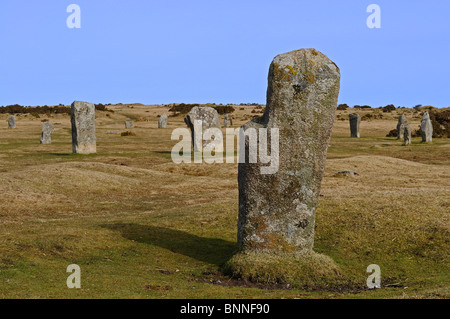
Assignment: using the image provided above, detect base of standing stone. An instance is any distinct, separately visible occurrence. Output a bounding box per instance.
[223,250,341,287]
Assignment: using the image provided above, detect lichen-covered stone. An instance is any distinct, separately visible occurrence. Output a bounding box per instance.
[403,123,412,146]
[40,122,54,144]
[158,114,168,128]
[184,106,221,152]
[237,48,340,253]
[397,115,408,140]
[70,101,96,154]
[421,112,433,142]
[349,113,360,138]
[8,115,16,129]
[125,121,133,129]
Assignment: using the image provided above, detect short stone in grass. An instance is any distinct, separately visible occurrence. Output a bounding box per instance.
[228,49,341,287]
[158,113,168,128]
[421,112,433,142]
[397,115,408,140]
[40,122,54,144]
[334,170,359,177]
[125,121,133,129]
[8,115,16,129]
[403,124,412,146]
[70,101,96,154]
[184,106,221,152]
[349,113,360,138]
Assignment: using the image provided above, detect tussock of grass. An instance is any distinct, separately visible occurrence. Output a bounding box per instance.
[224,250,342,288]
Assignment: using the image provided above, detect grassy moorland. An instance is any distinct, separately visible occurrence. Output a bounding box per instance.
[0,105,448,298]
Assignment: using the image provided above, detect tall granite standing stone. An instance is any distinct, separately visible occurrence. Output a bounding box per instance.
[158,113,168,128]
[237,48,340,253]
[184,106,221,152]
[224,114,229,127]
[397,115,408,139]
[70,101,96,154]
[8,115,16,129]
[403,124,412,146]
[349,113,360,138]
[40,122,54,144]
[125,121,133,129]
[421,112,433,142]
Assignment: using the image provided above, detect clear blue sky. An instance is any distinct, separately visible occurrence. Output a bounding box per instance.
[1,0,449,107]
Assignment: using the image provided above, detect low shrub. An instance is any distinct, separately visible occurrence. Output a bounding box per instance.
[121,131,136,136]
[362,113,383,121]
[386,129,398,137]
[382,104,396,113]
[430,110,450,138]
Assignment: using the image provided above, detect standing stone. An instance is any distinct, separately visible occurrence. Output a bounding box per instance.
[8,115,16,129]
[184,106,221,152]
[237,48,340,253]
[124,121,133,129]
[403,124,412,146]
[40,122,54,144]
[397,115,408,139]
[70,101,96,154]
[420,112,433,142]
[349,113,360,138]
[224,114,229,127]
[158,113,168,128]
[230,116,233,126]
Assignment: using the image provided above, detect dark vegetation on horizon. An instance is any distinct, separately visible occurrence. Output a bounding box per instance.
[0,103,113,116]
[1,102,448,137]
[168,103,236,116]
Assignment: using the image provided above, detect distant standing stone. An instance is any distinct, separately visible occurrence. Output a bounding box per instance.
[70,101,96,154]
[125,121,133,129]
[403,124,412,146]
[420,112,433,142]
[8,115,16,129]
[349,113,360,138]
[238,48,340,252]
[40,122,54,144]
[158,113,168,128]
[397,115,408,139]
[224,114,230,127]
[184,106,221,152]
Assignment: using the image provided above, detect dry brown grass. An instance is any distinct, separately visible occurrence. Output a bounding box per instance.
[0,106,448,298]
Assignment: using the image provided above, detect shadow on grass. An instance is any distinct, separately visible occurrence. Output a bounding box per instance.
[49,152,101,157]
[102,223,237,266]
[50,153,72,156]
